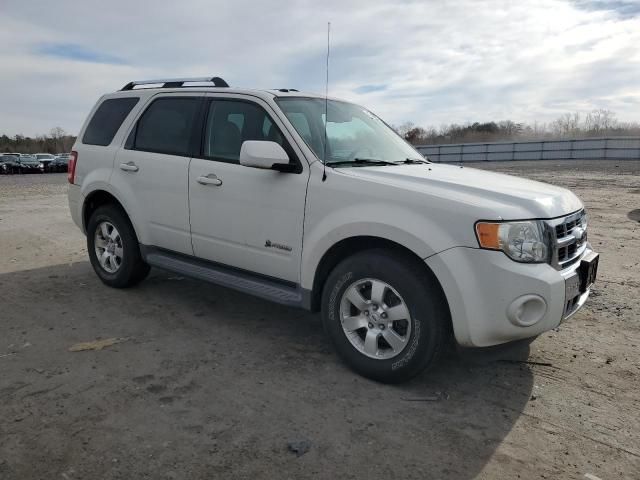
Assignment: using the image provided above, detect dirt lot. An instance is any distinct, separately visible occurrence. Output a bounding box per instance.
[1,161,638,480]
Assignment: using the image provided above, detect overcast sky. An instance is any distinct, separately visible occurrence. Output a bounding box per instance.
[1,0,639,136]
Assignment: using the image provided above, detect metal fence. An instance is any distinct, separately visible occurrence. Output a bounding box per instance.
[415,137,640,163]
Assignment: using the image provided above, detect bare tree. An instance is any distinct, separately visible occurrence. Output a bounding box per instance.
[393,122,416,139]
[584,109,617,134]
[551,113,581,138]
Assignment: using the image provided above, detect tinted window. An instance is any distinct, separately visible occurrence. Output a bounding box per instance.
[134,97,200,156]
[83,97,139,146]
[203,100,286,163]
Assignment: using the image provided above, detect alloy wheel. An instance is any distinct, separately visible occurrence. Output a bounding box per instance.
[94,221,123,273]
[339,278,412,359]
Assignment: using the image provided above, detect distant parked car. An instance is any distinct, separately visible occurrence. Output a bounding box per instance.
[0,154,21,174]
[48,155,70,173]
[18,154,43,173]
[35,153,57,172]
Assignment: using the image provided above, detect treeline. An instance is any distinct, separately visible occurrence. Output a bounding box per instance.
[395,109,640,145]
[3,110,639,152]
[0,127,76,154]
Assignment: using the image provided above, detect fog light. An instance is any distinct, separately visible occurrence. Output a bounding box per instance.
[506,295,547,327]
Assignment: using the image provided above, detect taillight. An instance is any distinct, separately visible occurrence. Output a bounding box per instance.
[68,151,78,184]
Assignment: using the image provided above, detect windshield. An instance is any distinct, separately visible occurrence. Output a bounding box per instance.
[275,97,424,165]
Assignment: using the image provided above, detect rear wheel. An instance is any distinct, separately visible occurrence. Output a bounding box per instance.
[87,205,150,288]
[321,249,449,383]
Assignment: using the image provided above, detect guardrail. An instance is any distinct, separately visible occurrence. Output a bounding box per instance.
[415,137,640,163]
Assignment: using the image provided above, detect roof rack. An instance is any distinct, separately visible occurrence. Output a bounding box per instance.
[120,76,229,91]
[276,88,299,92]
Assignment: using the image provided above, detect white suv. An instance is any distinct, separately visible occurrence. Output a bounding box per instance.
[68,76,599,383]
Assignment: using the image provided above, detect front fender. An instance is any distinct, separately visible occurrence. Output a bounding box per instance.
[300,201,459,290]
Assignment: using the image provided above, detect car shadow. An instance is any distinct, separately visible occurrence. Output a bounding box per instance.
[0,262,534,479]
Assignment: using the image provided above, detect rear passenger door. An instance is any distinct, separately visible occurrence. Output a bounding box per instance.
[188,95,309,283]
[112,93,202,255]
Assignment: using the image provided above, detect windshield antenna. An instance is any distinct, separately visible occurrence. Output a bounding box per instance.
[322,21,331,182]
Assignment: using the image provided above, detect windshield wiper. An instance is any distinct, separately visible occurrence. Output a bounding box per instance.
[328,158,398,167]
[402,158,429,164]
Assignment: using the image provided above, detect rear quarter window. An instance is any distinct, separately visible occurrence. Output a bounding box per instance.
[82,97,139,146]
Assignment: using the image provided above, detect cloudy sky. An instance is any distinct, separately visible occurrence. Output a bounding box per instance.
[1,0,639,136]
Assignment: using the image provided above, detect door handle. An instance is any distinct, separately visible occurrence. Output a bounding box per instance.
[120,162,139,172]
[197,174,223,186]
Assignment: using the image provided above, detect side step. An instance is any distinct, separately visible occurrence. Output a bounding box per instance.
[142,247,306,309]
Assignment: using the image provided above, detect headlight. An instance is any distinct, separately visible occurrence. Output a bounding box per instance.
[38,163,44,168]
[476,220,548,263]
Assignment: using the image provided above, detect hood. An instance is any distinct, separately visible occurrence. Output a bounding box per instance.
[339,163,583,220]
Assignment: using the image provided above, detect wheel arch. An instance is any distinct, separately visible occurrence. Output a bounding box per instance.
[308,235,450,320]
[82,189,140,241]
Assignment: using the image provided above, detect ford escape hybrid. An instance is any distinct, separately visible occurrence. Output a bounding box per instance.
[68,76,599,383]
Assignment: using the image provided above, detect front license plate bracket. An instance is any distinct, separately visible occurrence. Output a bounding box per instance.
[579,252,599,293]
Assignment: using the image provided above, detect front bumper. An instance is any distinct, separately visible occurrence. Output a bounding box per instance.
[426,245,595,347]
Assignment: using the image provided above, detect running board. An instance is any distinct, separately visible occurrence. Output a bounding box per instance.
[141,247,306,309]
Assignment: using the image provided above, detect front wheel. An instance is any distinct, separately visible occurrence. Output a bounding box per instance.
[87,205,150,288]
[322,249,449,383]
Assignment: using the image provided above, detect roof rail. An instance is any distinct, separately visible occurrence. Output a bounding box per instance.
[120,76,229,91]
[276,88,299,92]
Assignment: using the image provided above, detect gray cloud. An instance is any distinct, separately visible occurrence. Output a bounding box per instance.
[0,0,638,135]
[573,0,640,19]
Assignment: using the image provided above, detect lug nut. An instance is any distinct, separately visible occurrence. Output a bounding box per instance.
[378,324,385,330]
[372,304,378,311]
[364,310,370,316]
[368,322,374,329]
[381,312,387,319]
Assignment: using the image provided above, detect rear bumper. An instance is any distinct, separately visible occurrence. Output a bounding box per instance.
[426,246,594,347]
[68,184,85,234]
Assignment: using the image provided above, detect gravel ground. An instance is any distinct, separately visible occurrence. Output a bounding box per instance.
[0,161,638,480]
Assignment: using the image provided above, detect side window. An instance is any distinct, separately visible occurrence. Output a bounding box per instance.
[203,100,286,163]
[134,97,200,156]
[82,97,139,146]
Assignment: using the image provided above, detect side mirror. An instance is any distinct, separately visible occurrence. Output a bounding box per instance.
[239,141,291,171]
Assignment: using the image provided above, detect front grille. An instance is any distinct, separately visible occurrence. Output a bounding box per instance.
[546,210,588,270]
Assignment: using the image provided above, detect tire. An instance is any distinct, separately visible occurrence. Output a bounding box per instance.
[321,249,449,383]
[87,204,150,288]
